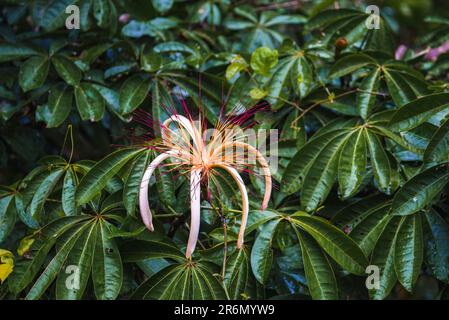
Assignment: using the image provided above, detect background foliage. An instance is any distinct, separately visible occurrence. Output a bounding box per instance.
[0,0,448,300]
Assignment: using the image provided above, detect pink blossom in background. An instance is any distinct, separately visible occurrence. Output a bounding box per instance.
[425,40,449,61]
[395,44,408,60]
[119,14,130,24]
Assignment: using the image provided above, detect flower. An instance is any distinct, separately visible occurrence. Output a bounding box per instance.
[139,112,272,258]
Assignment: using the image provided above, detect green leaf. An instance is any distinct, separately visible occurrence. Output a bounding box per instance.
[384,69,418,107]
[52,55,82,86]
[338,129,366,199]
[75,83,105,121]
[292,213,368,275]
[25,223,90,300]
[119,74,151,114]
[140,46,162,72]
[76,148,144,205]
[92,221,123,300]
[357,68,381,119]
[131,262,226,299]
[19,56,50,92]
[46,83,73,128]
[250,218,281,284]
[365,129,391,193]
[390,164,449,216]
[394,214,423,292]
[55,223,97,299]
[249,87,268,99]
[152,0,173,13]
[329,53,377,79]
[296,229,338,299]
[8,216,89,294]
[349,204,391,256]
[389,93,449,131]
[120,240,185,262]
[423,116,449,165]
[62,168,77,216]
[282,130,349,195]
[93,0,111,28]
[291,53,313,98]
[29,168,65,218]
[250,47,278,76]
[301,133,348,211]
[0,43,38,62]
[370,217,401,300]
[225,55,248,80]
[224,248,253,300]
[0,195,16,242]
[37,0,75,31]
[266,58,296,109]
[123,152,150,216]
[423,209,449,283]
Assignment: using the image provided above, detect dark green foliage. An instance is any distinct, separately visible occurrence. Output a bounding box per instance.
[0,0,448,301]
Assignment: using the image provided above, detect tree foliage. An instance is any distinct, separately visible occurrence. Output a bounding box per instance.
[0,0,448,300]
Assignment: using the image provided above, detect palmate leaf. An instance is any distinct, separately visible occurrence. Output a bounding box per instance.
[8,215,90,295]
[25,222,90,300]
[76,148,145,205]
[308,9,394,53]
[131,261,227,299]
[300,133,348,211]
[265,50,314,109]
[292,212,368,275]
[19,192,124,300]
[55,223,97,299]
[282,129,350,195]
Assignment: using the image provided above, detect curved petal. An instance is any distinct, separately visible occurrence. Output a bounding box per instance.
[162,115,202,151]
[212,164,249,249]
[139,150,177,231]
[186,168,202,258]
[214,142,271,209]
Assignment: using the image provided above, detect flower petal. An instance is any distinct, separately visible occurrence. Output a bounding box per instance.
[139,150,177,231]
[185,168,202,258]
[213,164,249,249]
